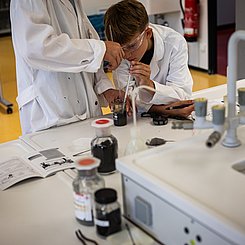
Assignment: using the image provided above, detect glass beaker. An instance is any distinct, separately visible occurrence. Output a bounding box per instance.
[112,98,127,127]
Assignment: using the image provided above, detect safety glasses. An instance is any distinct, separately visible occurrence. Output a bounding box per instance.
[122,28,147,53]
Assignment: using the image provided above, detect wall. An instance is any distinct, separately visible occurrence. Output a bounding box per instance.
[147,0,209,71]
[81,0,119,15]
[82,0,180,15]
[139,0,180,15]
[236,0,245,80]
[217,0,235,27]
[82,0,208,71]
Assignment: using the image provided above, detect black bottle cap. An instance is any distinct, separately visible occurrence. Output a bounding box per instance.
[95,188,117,204]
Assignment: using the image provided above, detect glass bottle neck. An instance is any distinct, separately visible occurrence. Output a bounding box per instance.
[95,127,111,137]
[78,168,97,177]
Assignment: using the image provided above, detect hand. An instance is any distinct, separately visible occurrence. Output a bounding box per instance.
[104,41,124,70]
[149,100,194,118]
[130,61,154,91]
[164,100,194,118]
[102,89,132,116]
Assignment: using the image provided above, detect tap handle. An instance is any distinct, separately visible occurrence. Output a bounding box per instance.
[212,105,225,125]
[238,87,245,106]
[194,98,207,117]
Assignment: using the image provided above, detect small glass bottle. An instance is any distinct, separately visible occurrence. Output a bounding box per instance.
[94,188,122,237]
[91,118,118,174]
[72,156,105,226]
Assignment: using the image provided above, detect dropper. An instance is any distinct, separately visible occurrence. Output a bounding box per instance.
[122,74,131,111]
[109,25,122,98]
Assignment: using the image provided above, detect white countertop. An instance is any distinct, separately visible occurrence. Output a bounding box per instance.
[117,130,245,242]
[1,80,245,245]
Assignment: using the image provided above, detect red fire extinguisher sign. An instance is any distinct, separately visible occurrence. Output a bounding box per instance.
[183,0,200,42]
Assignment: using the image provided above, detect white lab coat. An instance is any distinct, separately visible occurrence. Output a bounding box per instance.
[10,0,113,134]
[116,23,193,112]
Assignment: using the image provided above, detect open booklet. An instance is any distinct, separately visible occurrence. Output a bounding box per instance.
[0,148,75,190]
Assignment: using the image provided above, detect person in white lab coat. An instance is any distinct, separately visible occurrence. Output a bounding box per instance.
[104,0,194,118]
[10,0,127,135]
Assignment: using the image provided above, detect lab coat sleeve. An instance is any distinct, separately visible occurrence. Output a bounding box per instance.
[93,59,133,106]
[93,66,114,107]
[142,36,193,106]
[10,0,105,73]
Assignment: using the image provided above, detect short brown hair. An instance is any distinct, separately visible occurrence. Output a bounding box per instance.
[104,0,149,45]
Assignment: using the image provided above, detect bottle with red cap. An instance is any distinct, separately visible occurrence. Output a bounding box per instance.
[72,156,105,226]
[91,118,118,174]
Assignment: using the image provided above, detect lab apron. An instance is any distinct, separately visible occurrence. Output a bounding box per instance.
[11,0,112,134]
[17,71,104,134]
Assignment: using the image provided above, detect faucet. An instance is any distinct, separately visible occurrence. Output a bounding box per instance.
[172,30,245,148]
[222,30,245,147]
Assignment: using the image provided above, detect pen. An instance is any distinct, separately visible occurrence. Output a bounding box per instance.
[166,103,192,110]
[72,149,90,157]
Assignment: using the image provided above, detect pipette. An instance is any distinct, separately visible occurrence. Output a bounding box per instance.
[109,25,122,97]
[122,74,131,111]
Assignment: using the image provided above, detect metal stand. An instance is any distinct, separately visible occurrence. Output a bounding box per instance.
[0,81,13,114]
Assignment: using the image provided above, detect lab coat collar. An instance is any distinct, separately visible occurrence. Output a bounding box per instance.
[149,24,165,78]
[59,0,76,17]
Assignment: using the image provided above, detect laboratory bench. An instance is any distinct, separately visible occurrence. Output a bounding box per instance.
[1,81,245,245]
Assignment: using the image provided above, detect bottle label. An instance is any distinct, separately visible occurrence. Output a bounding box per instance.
[73,192,92,221]
[95,218,109,227]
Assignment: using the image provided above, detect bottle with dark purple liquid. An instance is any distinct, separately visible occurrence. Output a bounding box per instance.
[94,188,122,237]
[112,99,127,127]
[91,118,118,174]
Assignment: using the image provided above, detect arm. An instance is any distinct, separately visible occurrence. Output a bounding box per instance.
[131,37,192,109]
[94,67,132,115]
[151,36,193,104]
[148,100,194,118]
[10,0,122,73]
[94,60,132,114]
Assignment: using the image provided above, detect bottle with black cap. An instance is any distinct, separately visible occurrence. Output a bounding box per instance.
[94,188,122,236]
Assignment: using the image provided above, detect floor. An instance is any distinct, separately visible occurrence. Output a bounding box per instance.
[0,36,21,143]
[0,36,227,144]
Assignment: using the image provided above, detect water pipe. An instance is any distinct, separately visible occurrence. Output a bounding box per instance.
[222,30,245,147]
